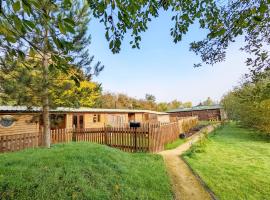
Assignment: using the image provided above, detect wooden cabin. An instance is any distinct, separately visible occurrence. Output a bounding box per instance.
[167,105,226,121]
[0,106,170,135]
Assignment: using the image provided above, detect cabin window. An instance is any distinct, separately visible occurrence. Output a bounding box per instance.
[128,113,135,122]
[79,115,84,128]
[73,116,77,128]
[93,114,101,123]
[40,114,66,129]
[0,115,15,128]
[50,114,65,129]
[73,114,84,129]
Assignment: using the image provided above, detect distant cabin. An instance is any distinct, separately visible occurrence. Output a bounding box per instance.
[0,106,170,135]
[167,105,226,121]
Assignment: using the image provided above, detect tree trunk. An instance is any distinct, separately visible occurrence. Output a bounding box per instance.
[42,95,50,148]
[42,28,50,148]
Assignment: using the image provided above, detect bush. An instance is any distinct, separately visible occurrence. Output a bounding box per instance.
[184,130,209,158]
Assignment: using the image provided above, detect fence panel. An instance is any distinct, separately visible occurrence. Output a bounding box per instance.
[0,132,41,153]
[0,116,198,153]
[51,129,73,144]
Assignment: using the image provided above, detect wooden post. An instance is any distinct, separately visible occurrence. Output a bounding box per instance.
[104,126,108,145]
[72,126,76,142]
[134,127,137,152]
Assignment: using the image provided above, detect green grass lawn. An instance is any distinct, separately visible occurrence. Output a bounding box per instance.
[0,142,173,200]
[183,123,270,200]
[165,138,186,150]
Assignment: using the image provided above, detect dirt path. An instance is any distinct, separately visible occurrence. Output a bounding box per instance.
[159,125,216,200]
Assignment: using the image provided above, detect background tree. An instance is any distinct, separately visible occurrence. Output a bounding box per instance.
[144,94,156,110]
[221,70,270,134]
[157,102,168,112]
[95,92,193,111]
[202,97,215,106]
[0,61,102,107]
[0,0,103,147]
[167,100,182,110]
[182,102,192,108]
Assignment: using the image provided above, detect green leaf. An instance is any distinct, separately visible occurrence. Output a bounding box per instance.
[105,31,109,40]
[14,19,23,32]
[23,20,35,29]
[22,3,31,16]
[6,36,17,43]
[58,22,66,34]
[208,28,226,38]
[64,23,75,34]
[29,47,35,57]
[253,16,262,22]
[182,14,189,21]
[109,41,113,49]
[71,75,81,87]
[17,50,26,59]
[259,3,268,14]
[12,1,21,12]
[63,18,75,26]
[52,36,64,49]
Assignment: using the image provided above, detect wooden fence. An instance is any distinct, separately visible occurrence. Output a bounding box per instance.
[0,117,198,153]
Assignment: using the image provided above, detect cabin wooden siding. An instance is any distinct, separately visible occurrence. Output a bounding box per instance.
[0,114,39,135]
[135,113,143,122]
[64,112,168,128]
[157,115,170,123]
[0,110,171,134]
[169,109,223,121]
[66,114,73,129]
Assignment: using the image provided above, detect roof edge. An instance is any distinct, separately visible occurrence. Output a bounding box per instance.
[0,106,168,115]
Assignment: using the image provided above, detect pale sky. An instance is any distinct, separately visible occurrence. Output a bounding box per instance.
[89,11,249,105]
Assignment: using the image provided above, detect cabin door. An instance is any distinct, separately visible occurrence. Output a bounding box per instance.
[128,113,135,122]
[73,114,84,129]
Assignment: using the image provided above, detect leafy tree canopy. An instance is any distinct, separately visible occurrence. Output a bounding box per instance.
[190,0,270,77]
[96,92,192,111]
[88,0,269,76]
[0,58,102,108]
[221,69,270,134]
[87,0,219,53]
[0,0,103,108]
[201,97,215,106]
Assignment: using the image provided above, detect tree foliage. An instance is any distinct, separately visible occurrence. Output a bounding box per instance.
[87,0,218,53]
[95,92,192,112]
[88,0,270,76]
[201,97,215,106]
[0,0,103,147]
[0,64,101,107]
[0,0,104,108]
[190,0,270,76]
[221,70,270,134]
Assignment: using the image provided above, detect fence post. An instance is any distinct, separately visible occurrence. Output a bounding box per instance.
[104,126,108,145]
[72,127,76,142]
[134,127,137,152]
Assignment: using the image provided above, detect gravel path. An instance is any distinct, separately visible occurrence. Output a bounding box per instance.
[159,126,216,200]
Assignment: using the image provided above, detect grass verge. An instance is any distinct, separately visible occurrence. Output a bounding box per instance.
[0,142,173,200]
[183,123,270,200]
[165,138,186,150]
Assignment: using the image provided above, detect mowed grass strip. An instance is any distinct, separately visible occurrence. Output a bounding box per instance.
[183,123,270,200]
[0,142,173,200]
[165,138,186,150]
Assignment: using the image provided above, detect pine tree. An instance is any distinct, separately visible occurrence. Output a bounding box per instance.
[0,0,103,147]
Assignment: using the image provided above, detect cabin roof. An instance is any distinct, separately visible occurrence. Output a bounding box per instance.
[167,105,222,113]
[0,106,168,115]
